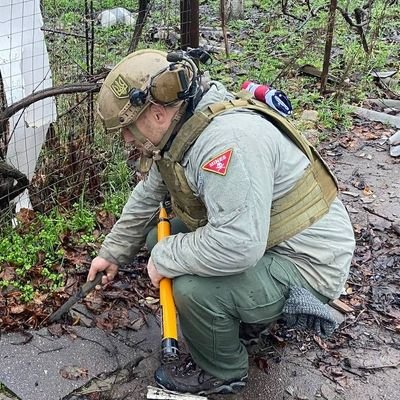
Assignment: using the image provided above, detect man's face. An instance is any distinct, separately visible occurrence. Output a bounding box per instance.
[119,103,174,152]
[120,117,156,159]
[120,107,153,151]
[121,127,140,149]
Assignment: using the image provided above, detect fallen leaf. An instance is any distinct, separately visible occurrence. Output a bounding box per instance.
[59,365,89,380]
[47,323,64,337]
[130,317,145,331]
[145,296,159,305]
[313,335,328,350]
[15,208,36,225]
[10,305,26,314]
[254,355,269,373]
[0,265,16,281]
[96,210,116,230]
[363,186,373,196]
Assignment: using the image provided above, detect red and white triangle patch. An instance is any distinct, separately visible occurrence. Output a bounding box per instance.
[202,148,233,176]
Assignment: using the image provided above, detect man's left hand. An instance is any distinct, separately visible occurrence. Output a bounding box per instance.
[147,257,164,288]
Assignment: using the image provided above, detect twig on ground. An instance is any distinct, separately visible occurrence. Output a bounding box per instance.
[37,346,65,354]
[363,206,395,223]
[359,362,400,371]
[341,308,367,330]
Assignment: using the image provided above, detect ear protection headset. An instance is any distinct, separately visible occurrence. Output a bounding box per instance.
[128,50,200,108]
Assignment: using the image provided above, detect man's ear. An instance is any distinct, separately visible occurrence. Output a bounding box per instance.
[149,103,167,123]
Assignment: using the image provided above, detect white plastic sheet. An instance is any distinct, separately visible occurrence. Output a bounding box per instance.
[0,0,56,211]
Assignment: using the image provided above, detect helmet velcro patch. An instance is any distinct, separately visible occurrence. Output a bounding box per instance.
[110,75,130,98]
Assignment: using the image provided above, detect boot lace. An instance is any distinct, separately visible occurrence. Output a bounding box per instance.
[173,355,199,377]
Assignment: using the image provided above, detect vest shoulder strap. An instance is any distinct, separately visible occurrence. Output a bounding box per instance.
[168,92,315,163]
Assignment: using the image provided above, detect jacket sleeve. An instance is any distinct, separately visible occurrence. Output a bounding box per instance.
[151,114,278,277]
[99,164,168,265]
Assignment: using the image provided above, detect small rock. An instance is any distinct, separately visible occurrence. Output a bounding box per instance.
[285,385,295,396]
[384,107,395,114]
[303,129,320,145]
[301,110,319,122]
[360,197,375,204]
[390,144,400,157]
[388,130,400,145]
[392,220,400,235]
[346,206,359,213]
[341,191,359,198]
[377,137,389,145]
[97,7,136,28]
[320,383,336,400]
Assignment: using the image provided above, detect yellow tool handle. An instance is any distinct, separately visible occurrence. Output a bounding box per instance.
[159,278,178,339]
[157,204,179,362]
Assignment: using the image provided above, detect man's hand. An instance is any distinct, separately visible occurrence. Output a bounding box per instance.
[147,257,164,288]
[87,256,119,286]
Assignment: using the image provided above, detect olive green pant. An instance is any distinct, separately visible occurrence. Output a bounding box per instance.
[146,220,328,381]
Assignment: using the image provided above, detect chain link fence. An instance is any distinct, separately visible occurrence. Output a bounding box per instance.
[0,0,202,225]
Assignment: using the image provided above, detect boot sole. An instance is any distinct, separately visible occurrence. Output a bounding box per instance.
[157,377,247,396]
[198,377,248,395]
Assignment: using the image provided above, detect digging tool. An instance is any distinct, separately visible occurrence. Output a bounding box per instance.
[158,202,179,363]
[48,271,103,323]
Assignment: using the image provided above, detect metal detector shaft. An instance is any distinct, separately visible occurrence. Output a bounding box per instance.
[157,203,179,362]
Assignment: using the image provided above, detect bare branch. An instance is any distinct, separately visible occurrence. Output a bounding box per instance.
[336,6,369,27]
[0,82,101,124]
[128,0,152,53]
[281,0,305,21]
[355,7,369,53]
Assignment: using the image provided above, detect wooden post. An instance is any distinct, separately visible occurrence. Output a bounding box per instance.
[320,0,337,95]
[180,0,199,49]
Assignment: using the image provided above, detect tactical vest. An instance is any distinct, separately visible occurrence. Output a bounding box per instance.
[156,91,338,249]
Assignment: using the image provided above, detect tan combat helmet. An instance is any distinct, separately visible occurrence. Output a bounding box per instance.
[97,49,198,166]
[97,49,171,132]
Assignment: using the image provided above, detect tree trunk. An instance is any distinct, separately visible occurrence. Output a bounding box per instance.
[224,0,244,21]
[320,0,337,95]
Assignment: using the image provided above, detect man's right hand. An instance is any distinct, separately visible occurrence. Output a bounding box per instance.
[87,256,119,286]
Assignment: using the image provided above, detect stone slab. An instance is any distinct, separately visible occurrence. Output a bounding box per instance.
[0,314,160,400]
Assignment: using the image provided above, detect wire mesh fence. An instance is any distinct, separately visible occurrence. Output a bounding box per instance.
[0,0,203,226]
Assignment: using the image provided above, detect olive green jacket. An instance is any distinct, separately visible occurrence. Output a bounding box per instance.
[99,82,355,299]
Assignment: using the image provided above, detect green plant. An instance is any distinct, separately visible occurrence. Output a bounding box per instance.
[101,143,133,217]
[70,202,96,232]
[0,200,109,303]
[317,98,353,131]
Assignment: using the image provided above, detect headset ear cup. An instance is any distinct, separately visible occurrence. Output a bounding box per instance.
[150,64,192,103]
